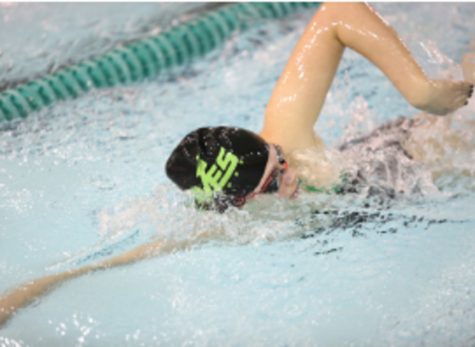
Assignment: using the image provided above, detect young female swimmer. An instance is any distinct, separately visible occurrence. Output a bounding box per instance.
[0,2,473,327]
[165,2,473,211]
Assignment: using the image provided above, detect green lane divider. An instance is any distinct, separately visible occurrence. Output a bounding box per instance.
[0,2,320,122]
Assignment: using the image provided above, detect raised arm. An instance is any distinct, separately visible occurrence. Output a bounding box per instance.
[260,3,473,153]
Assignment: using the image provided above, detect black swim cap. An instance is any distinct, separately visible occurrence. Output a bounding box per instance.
[165,127,269,210]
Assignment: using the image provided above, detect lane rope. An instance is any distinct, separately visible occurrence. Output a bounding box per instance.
[0,2,319,122]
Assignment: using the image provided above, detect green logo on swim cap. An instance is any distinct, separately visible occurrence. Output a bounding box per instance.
[193,147,241,199]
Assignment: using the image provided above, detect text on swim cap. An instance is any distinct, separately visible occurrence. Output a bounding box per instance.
[194,147,240,195]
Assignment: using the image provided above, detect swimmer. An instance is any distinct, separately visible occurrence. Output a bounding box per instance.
[166,2,473,210]
[0,2,473,327]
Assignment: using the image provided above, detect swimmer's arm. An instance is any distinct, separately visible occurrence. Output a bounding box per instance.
[261,3,472,151]
[0,235,210,327]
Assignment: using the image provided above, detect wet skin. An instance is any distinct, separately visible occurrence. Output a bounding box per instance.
[260,3,473,156]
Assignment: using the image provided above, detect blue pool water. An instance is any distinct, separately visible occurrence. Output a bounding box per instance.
[1,3,475,346]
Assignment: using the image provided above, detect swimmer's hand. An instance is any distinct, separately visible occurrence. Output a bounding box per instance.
[410,79,473,116]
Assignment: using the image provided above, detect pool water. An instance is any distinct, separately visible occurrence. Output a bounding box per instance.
[1,3,475,346]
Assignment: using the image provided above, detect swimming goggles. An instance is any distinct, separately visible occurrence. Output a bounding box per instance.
[232,145,288,207]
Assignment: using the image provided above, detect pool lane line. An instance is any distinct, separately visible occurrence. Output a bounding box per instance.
[0,2,320,122]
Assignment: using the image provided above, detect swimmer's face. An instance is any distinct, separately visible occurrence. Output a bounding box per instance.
[244,144,299,202]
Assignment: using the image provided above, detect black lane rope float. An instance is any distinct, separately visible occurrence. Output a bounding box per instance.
[0,2,319,122]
